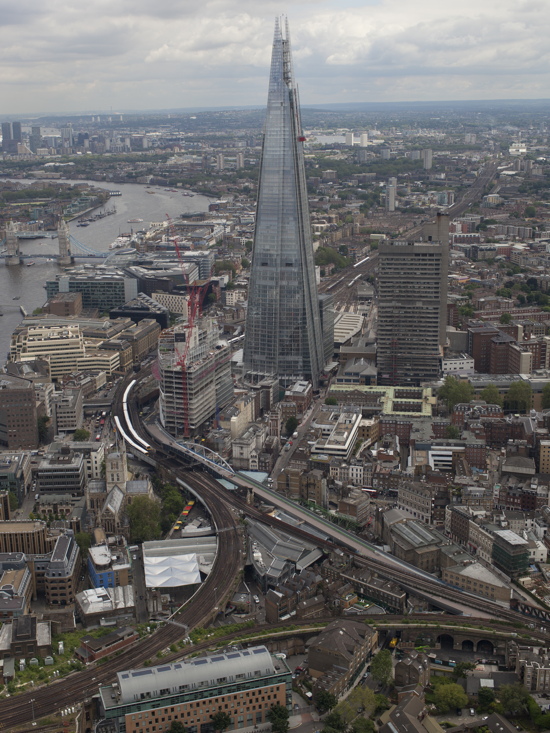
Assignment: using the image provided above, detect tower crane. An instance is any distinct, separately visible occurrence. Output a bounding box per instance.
[165,214,211,438]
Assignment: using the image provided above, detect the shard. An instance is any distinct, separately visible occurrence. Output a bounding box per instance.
[243,17,327,389]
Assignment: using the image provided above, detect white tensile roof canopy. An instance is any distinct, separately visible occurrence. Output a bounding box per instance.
[143,553,201,588]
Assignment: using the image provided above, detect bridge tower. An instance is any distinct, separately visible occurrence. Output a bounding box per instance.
[57,219,73,266]
[5,221,21,266]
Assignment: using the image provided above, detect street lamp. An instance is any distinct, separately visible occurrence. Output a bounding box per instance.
[30,698,36,726]
[214,586,218,609]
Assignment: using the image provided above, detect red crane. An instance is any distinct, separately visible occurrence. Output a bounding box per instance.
[165,214,210,438]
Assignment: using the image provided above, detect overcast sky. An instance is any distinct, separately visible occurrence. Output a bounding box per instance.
[1,0,548,115]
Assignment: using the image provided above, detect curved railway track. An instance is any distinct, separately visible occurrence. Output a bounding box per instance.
[0,469,242,729]
[1,345,542,728]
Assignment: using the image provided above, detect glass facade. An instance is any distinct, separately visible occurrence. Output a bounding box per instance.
[243,18,325,389]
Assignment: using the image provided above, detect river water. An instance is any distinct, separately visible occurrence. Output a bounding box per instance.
[0,180,212,359]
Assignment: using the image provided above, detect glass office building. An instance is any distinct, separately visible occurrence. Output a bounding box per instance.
[243,18,326,389]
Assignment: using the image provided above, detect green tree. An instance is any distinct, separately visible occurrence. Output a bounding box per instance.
[477,687,495,710]
[169,723,188,733]
[73,428,91,441]
[37,415,50,443]
[499,312,512,324]
[434,683,468,713]
[445,425,461,440]
[370,650,393,686]
[374,694,390,715]
[542,382,550,410]
[505,380,533,414]
[458,304,475,318]
[524,205,537,218]
[285,416,299,437]
[315,690,337,713]
[336,686,376,722]
[8,491,18,512]
[127,496,161,543]
[498,683,530,717]
[241,257,250,269]
[210,711,232,732]
[75,532,92,555]
[214,260,236,276]
[479,384,503,407]
[452,662,475,681]
[267,704,290,733]
[325,396,338,406]
[322,711,346,733]
[438,376,474,411]
[351,720,375,733]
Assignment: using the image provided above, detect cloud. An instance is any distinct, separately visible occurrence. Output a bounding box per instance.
[0,0,549,113]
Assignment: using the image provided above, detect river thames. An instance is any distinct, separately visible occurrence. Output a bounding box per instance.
[0,180,213,358]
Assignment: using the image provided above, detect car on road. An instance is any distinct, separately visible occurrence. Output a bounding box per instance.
[253,594,260,604]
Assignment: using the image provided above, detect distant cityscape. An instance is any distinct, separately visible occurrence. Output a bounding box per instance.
[4,17,550,733]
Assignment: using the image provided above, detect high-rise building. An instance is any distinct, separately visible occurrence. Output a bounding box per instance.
[1,122,12,152]
[422,148,433,170]
[158,316,233,437]
[244,18,327,389]
[386,177,397,212]
[29,125,42,153]
[11,121,22,144]
[0,374,39,450]
[377,241,446,386]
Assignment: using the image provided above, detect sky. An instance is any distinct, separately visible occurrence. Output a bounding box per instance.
[1,0,549,115]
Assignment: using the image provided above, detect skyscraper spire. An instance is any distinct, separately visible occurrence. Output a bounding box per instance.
[244,17,326,389]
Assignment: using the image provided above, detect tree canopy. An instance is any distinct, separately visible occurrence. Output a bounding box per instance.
[370,650,393,686]
[505,380,533,414]
[285,416,299,437]
[499,312,512,324]
[479,383,503,407]
[127,496,161,543]
[169,723,187,733]
[210,711,232,732]
[267,704,290,733]
[315,690,337,713]
[434,682,468,713]
[498,683,530,717]
[73,428,91,442]
[315,246,350,270]
[445,425,461,440]
[335,686,376,725]
[438,376,474,411]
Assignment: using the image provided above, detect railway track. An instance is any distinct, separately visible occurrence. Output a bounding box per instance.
[0,468,242,729]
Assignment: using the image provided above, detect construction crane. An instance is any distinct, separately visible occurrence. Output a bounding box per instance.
[165,214,211,438]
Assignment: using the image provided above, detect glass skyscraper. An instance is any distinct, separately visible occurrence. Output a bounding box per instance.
[243,18,326,389]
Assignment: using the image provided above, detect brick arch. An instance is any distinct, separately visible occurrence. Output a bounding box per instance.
[437,633,454,650]
[476,639,494,654]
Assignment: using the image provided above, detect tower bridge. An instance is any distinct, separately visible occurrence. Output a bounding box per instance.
[2,220,108,265]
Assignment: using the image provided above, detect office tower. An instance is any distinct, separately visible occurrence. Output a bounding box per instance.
[1,122,11,152]
[377,241,446,386]
[359,132,369,147]
[243,18,326,389]
[29,125,41,153]
[61,123,73,148]
[216,153,225,171]
[345,132,354,146]
[11,121,22,144]
[236,152,245,169]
